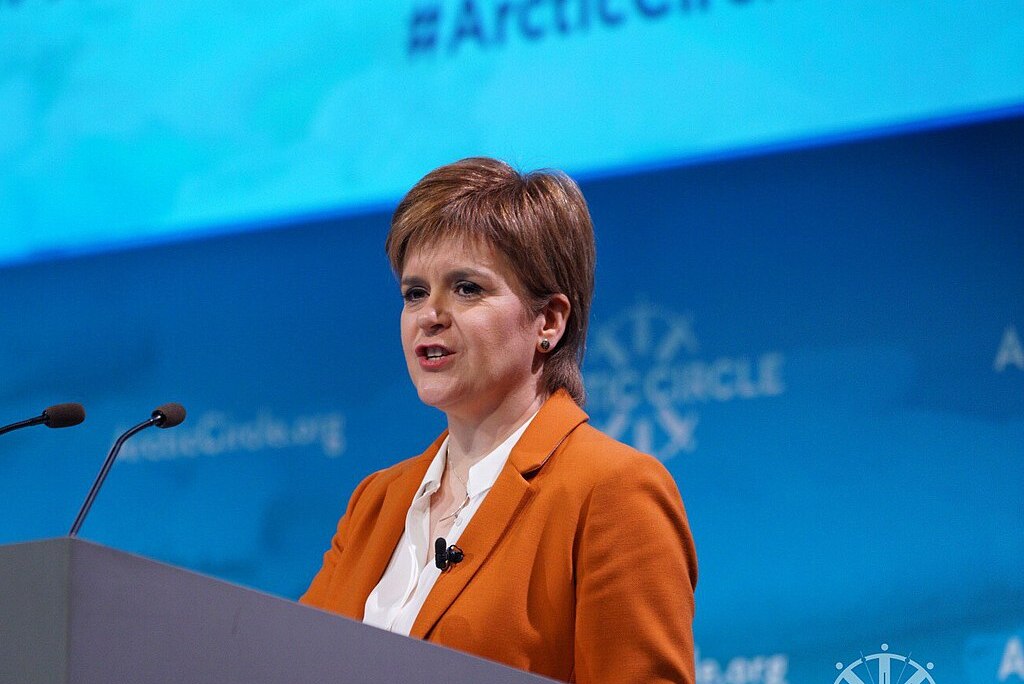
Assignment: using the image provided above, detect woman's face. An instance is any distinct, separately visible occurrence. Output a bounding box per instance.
[399,237,545,422]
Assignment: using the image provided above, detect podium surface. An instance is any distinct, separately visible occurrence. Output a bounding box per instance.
[0,538,555,683]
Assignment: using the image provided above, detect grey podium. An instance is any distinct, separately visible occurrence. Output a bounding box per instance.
[0,538,555,684]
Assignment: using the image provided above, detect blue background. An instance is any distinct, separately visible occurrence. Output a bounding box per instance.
[2,2,1023,683]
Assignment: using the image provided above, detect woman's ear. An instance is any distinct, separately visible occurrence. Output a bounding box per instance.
[538,294,571,351]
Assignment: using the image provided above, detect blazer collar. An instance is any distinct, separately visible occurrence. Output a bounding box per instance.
[507,388,589,476]
[409,389,589,639]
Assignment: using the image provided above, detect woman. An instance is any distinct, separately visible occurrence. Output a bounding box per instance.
[301,157,697,684]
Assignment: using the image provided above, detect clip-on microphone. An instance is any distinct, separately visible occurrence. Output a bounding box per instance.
[434,537,464,570]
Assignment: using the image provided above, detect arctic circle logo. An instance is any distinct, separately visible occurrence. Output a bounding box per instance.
[834,644,936,684]
[584,302,785,460]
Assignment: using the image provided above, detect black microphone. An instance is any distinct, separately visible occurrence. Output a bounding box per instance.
[0,402,86,436]
[68,403,186,537]
[434,537,464,570]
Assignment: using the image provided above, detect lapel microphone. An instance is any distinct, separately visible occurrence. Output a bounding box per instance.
[434,537,464,570]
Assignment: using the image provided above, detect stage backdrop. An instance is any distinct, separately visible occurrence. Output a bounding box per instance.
[2,1,1024,682]
[1,114,1021,684]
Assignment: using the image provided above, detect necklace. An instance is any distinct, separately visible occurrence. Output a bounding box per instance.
[438,460,471,525]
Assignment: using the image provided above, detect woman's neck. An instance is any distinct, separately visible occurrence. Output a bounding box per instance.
[444,389,546,473]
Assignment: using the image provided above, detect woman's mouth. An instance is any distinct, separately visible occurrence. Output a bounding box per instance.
[416,344,454,369]
[423,346,447,360]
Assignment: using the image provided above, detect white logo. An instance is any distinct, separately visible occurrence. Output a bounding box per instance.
[999,635,1024,681]
[994,325,1024,373]
[834,644,935,684]
[584,302,784,460]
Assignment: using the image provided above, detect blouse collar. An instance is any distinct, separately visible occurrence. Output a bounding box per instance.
[415,411,539,502]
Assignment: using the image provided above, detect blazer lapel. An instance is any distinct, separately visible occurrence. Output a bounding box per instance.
[336,433,445,619]
[409,391,588,639]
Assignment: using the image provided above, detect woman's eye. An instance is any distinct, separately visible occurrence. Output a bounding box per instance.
[403,287,427,303]
[455,282,482,297]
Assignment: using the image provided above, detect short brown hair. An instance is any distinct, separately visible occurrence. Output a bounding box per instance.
[386,157,596,406]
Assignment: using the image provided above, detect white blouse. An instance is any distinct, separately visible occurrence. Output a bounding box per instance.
[362,414,537,636]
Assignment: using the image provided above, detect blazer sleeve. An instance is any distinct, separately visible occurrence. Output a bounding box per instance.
[299,470,379,607]
[573,457,698,684]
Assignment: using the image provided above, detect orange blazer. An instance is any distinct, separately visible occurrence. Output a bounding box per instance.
[301,390,698,683]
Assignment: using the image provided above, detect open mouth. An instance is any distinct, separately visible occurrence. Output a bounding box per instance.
[417,345,452,360]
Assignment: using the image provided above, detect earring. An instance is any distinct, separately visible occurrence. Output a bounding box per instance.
[539,339,551,351]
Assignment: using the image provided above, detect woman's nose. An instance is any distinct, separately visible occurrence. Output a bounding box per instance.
[417,292,451,331]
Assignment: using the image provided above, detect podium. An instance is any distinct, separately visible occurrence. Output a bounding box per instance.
[0,538,555,683]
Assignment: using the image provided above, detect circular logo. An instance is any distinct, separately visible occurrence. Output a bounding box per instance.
[834,644,936,684]
[584,302,701,460]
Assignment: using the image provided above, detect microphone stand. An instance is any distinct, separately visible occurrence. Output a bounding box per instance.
[69,417,158,537]
[68,404,184,537]
[0,416,46,436]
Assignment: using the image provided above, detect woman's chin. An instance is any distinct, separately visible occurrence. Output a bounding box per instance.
[415,384,461,411]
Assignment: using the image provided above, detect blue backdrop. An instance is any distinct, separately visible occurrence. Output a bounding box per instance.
[1,113,1021,684]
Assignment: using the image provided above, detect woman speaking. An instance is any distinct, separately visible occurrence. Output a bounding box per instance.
[301,157,697,684]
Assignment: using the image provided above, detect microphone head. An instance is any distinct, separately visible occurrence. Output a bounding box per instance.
[435,537,448,570]
[152,403,186,428]
[42,403,86,428]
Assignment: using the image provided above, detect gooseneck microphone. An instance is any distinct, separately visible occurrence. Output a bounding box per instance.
[0,402,86,436]
[434,537,464,570]
[69,403,186,537]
